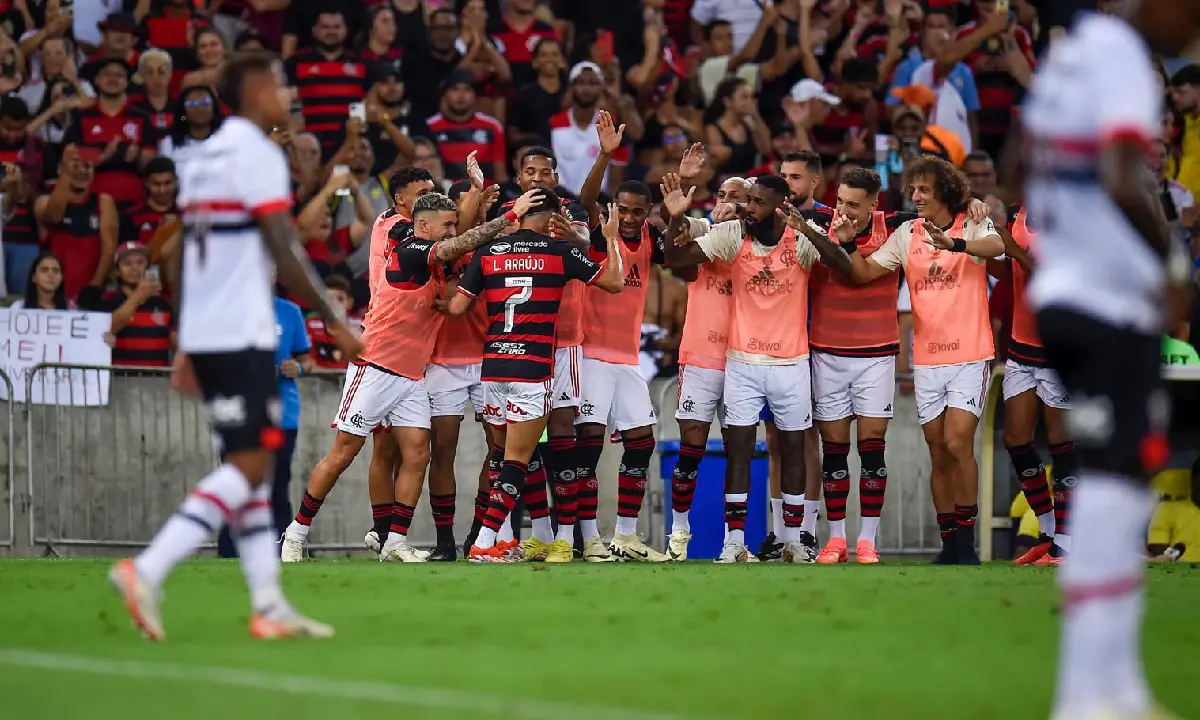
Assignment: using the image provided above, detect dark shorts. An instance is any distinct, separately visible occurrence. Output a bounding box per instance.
[1037,307,1166,479]
[189,349,284,454]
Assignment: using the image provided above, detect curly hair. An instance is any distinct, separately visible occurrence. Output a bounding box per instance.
[902,156,970,214]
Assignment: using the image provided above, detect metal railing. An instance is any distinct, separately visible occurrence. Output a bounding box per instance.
[0,369,14,547]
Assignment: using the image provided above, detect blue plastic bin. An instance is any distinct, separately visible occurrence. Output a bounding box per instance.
[658,439,769,560]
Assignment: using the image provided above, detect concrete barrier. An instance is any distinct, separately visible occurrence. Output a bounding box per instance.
[1,365,962,557]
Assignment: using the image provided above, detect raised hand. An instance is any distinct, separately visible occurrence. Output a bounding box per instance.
[678,142,706,181]
[921,218,954,249]
[548,211,574,238]
[660,173,695,218]
[966,197,992,224]
[511,188,546,218]
[480,183,500,212]
[831,214,858,244]
[782,96,812,129]
[596,110,625,156]
[466,150,485,189]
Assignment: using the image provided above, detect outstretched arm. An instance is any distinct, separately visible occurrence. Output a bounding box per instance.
[435,188,545,263]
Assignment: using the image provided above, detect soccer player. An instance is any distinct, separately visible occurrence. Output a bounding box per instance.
[806,169,991,564]
[496,147,592,563]
[666,175,848,563]
[109,53,361,640]
[450,191,623,563]
[995,206,1079,567]
[423,179,502,562]
[280,187,544,562]
[1024,4,1199,718]
[814,156,1004,566]
[571,111,669,562]
[659,169,748,561]
[361,166,435,555]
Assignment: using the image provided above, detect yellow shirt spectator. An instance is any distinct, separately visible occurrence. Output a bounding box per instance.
[1177,112,1200,198]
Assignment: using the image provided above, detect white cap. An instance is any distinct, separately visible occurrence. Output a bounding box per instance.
[569,61,602,83]
[790,79,840,105]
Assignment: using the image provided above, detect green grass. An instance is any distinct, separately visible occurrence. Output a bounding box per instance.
[1,560,1198,720]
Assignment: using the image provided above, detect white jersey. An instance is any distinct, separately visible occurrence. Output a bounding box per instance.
[1022,13,1165,334]
[175,116,290,353]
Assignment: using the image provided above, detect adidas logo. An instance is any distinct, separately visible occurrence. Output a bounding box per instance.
[624,264,643,288]
[883,404,892,412]
[744,264,793,296]
[559,392,570,401]
[917,262,959,292]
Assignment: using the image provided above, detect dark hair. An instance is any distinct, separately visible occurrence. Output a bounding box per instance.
[144,156,176,177]
[925,7,957,26]
[616,180,652,203]
[519,146,557,170]
[781,150,822,174]
[314,9,346,26]
[841,58,878,86]
[531,35,561,59]
[37,77,72,117]
[703,19,733,40]
[324,274,351,294]
[389,166,434,194]
[963,150,993,166]
[216,52,277,114]
[1171,64,1200,88]
[171,84,223,148]
[525,185,561,215]
[753,174,789,198]
[902,156,971,212]
[0,95,30,122]
[234,30,265,51]
[447,178,472,201]
[357,5,394,50]
[704,77,746,125]
[840,167,882,196]
[430,8,457,24]
[192,26,226,58]
[23,252,68,310]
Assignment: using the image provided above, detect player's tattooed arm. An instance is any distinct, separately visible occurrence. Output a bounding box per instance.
[781,205,853,276]
[435,188,545,263]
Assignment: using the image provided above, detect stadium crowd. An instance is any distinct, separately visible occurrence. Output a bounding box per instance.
[3,0,1198,563]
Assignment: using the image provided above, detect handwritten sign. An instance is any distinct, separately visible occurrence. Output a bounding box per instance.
[0,309,113,406]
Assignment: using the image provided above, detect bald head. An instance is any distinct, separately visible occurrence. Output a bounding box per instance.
[717,177,751,205]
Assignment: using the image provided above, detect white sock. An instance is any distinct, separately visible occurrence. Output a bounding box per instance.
[1036,511,1057,539]
[555,523,574,543]
[802,499,820,535]
[727,528,745,546]
[581,518,599,541]
[476,526,498,549]
[234,483,286,614]
[531,516,554,543]
[672,510,690,534]
[615,516,638,536]
[770,497,783,536]
[828,519,846,539]
[780,493,805,543]
[1053,473,1155,719]
[858,516,880,544]
[1056,533,1072,553]
[136,464,251,588]
[497,515,514,542]
[286,519,310,537]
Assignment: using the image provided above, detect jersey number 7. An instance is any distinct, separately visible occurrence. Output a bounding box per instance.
[503,276,533,332]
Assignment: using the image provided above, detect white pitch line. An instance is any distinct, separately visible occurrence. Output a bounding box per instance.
[0,648,722,720]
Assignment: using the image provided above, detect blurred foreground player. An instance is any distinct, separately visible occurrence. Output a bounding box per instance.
[109,53,362,640]
[1022,2,1200,718]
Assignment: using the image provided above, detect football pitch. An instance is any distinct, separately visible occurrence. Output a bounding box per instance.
[1,560,1198,720]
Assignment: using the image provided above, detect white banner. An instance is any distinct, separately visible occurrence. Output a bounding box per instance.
[0,309,113,406]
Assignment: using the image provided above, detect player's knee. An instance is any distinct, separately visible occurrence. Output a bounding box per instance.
[328,433,365,469]
[944,432,974,461]
[402,440,431,469]
[547,409,575,436]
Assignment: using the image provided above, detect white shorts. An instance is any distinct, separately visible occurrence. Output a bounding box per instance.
[723,358,813,432]
[332,364,431,435]
[913,361,990,425]
[552,345,582,409]
[1002,359,1071,409]
[676,364,725,426]
[482,380,552,425]
[426,362,484,417]
[811,352,896,422]
[576,357,657,431]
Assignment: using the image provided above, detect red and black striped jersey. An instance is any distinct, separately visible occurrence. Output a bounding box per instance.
[285,49,370,147]
[457,230,603,382]
[487,16,560,87]
[954,22,1037,137]
[129,96,174,136]
[63,103,158,207]
[97,288,174,367]
[121,202,178,245]
[4,201,36,245]
[425,111,505,183]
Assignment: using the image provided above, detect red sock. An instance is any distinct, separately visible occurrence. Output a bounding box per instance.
[483,460,527,532]
[616,435,655,519]
[295,492,324,526]
[389,502,415,538]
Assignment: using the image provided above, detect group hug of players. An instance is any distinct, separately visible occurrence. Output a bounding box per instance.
[278,111,1077,566]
